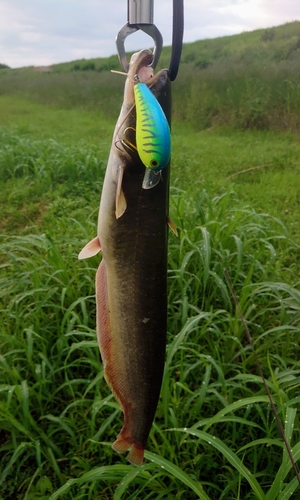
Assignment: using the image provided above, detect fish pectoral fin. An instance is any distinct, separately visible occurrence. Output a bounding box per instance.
[115,165,127,219]
[78,236,101,260]
[142,169,161,190]
[167,216,178,236]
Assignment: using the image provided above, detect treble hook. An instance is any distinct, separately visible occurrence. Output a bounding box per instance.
[115,0,184,81]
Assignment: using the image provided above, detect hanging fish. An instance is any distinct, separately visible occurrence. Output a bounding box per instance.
[78,49,171,466]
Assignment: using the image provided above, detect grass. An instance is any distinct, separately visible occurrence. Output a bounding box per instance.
[1,20,300,499]
[1,128,300,499]
[0,95,115,143]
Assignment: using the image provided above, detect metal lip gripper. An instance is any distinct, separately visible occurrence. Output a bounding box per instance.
[115,0,184,81]
[116,0,163,73]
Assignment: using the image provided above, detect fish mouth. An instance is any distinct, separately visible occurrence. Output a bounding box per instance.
[123,49,167,108]
[128,49,154,82]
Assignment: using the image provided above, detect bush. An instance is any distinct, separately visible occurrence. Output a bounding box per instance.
[261,29,275,42]
[71,62,96,71]
[82,62,95,71]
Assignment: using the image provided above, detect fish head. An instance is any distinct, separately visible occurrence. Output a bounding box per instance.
[123,49,169,107]
[125,49,154,100]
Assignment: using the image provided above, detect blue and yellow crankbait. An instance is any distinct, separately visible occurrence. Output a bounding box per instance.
[134,80,171,172]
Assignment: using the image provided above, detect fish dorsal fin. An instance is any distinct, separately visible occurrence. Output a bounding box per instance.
[142,169,161,190]
[78,236,101,260]
[167,216,178,236]
[115,165,127,219]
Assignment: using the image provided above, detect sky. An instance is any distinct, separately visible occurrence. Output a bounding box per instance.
[0,0,299,68]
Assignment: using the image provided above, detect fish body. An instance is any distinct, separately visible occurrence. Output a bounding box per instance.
[79,49,171,466]
[134,81,171,171]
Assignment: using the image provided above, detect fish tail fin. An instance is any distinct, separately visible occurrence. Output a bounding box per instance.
[112,436,132,454]
[112,436,144,466]
[127,444,144,466]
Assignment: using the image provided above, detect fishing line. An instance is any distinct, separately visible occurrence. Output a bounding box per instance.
[223,268,300,484]
[169,0,184,81]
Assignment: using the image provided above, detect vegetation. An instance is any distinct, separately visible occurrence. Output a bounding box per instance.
[1,22,300,130]
[0,21,300,499]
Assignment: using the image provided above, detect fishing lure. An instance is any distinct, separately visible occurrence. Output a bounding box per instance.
[134,79,171,173]
[112,70,171,189]
[133,80,171,189]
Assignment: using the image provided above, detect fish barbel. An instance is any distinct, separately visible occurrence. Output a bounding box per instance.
[79,49,171,466]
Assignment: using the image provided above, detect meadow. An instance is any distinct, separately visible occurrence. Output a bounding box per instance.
[1,21,300,499]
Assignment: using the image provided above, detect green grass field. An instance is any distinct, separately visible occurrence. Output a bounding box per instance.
[1,22,300,499]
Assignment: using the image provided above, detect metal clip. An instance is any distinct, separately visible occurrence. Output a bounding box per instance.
[116,23,162,73]
[115,0,183,79]
[116,0,162,73]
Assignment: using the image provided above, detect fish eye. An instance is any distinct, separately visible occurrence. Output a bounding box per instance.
[150,160,158,168]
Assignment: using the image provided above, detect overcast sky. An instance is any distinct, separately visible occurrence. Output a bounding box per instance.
[1,0,299,68]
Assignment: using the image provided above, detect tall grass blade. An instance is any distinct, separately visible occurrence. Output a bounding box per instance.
[172,428,266,500]
[266,409,300,500]
[201,395,270,431]
[144,451,212,500]
[49,466,133,500]
[113,464,158,500]
[0,442,33,484]
[224,268,300,486]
